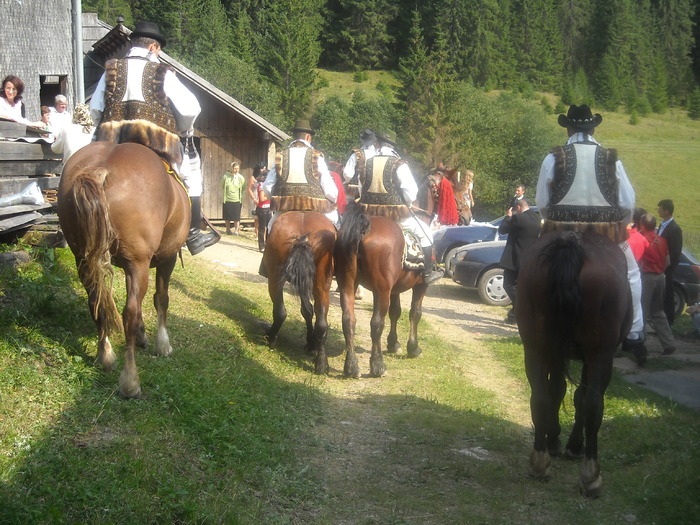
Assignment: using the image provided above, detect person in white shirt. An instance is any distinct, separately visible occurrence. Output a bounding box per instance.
[51,103,94,165]
[343,128,378,199]
[90,21,217,256]
[536,104,645,362]
[48,94,72,132]
[262,119,338,230]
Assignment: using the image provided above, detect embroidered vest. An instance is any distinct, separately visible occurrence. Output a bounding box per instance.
[270,145,333,213]
[95,58,183,167]
[347,148,366,187]
[360,155,411,220]
[542,142,628,243]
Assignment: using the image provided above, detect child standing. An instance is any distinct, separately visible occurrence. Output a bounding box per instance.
[222,161,245,235]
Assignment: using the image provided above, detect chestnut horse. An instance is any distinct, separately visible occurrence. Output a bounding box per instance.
[516,230,632,497]
[261,211,336,374]
[58,142,190,398]
[335,201,433,378]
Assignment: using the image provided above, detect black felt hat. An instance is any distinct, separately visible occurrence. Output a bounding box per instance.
[131,21,167,48]
[557,104,602,130]
[377,129,398,148]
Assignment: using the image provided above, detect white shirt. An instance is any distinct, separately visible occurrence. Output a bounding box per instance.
[0,97,30,125]
[51,123,95,164]
[535,132,635,223]
[342,145,376,182]
[657,217,674,236]
[48,108,73,132]
[262,139,338,204]
[91,47,201,134]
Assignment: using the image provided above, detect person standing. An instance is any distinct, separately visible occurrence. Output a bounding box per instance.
[535,104,645,360]
[657,199,683,325]
[252,165,271,252]
[498,198,541,324]
[508,184,526,212]
[638,214,676,358]
[262,119,338,230]
[222,161,245,235]
[90,21,218,256]
[248,161,267,244]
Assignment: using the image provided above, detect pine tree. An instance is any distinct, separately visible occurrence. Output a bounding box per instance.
[595,52,621,111]
[652,0,695,101]
[648,55,670,113]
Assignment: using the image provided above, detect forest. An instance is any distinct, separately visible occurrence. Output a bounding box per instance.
[82,0,700,214]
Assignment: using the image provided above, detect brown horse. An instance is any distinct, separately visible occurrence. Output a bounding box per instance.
[335,201,433,378]
[516,230,632,497]
[261,211,336,374]
[58,141,190,398]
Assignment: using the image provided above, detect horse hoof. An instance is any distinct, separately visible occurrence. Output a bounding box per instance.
[528,449,551,480]
[386,342,402,354]
[407,345,422,358]
[579,459,602,498]
[314,359,329,375]
[369,358,387,377]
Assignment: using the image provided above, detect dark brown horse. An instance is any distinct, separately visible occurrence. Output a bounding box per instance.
[261,211,336,374]
[516,230,632,497]
[58,142,190,398]
[335,201,433,378]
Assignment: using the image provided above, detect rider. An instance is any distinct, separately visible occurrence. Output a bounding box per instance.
[89,21,218,256]
[347,130,443,285]
[262,119,339,230]
[343,128,378,200]
[535,104,645,362]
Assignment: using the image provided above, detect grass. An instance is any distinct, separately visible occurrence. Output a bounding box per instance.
[1,244,699,523]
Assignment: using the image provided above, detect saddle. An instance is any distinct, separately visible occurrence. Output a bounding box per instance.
[401,229,425,271]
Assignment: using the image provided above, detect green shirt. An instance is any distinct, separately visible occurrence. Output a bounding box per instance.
[222,172,246,203]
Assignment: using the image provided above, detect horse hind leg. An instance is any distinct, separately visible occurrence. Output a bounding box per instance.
[406,286,427,358]
[265,277,287,348]
[153,255,177,357]
[369,294,390,377]
[119,263,149,398]
[386,294,402,354]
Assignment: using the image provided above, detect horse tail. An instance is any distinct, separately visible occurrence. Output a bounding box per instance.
[541,232,585,359]
[337,200,370,258]
[285,234,315,310]
[70,167,123,334]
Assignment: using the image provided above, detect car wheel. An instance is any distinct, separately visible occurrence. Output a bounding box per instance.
[477,268,512,306]
[673,284,685,320]
[443,246,465,278]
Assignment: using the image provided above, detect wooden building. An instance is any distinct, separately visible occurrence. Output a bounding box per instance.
[82,15,289,220]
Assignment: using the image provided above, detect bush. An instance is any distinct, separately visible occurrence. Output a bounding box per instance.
[353,70,368,83]
[629,109,640,125]
[540,96,554,114]
[316,75,330,89]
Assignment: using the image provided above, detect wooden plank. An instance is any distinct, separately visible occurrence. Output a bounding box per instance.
[0,212,42,232]
[0,121,27,137]
[0,142,57,161]
[0,176,60,195]
[0,160,62,177]
[0,203,52,218]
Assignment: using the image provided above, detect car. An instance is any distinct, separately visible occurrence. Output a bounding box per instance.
[450,239,700,316]
[673,248,700,318]
[450,240,510,306]
[432,207,539,276]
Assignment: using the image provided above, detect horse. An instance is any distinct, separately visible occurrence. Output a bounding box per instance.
[516,230,632,497]
[334,200,434,378]
[261,211,336,374]
[58,141,190,398]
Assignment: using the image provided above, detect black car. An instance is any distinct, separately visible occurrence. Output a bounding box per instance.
[451,240,700,316]
[432,207,539,276]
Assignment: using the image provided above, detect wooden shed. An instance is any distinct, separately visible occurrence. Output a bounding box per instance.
[83,15,289,220]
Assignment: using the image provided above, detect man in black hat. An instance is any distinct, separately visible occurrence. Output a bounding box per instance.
[90,21,218,256]
[343,128,378,200]
[262,119,338,231]
[535,104,645,363]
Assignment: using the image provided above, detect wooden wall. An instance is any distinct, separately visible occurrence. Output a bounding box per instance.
[190,89,275,220]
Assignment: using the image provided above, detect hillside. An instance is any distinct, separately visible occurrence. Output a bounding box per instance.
[315,70,700,251]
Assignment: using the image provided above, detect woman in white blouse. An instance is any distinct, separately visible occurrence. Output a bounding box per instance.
[0,75,30,125]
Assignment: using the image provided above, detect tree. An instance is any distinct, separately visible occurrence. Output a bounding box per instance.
[323,0,397,70]
[82,0,134,26]
[688,86,700,119]
[595,52,621,111]
[255,0,323,119]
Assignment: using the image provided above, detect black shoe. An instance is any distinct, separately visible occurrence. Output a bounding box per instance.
[422,267,444,285]
[622,337,647,367]
[186,228,219,255]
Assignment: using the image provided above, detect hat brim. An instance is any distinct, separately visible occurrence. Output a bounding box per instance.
[292,127,314,135]
[558,113,603,129]
[378,135,398,148]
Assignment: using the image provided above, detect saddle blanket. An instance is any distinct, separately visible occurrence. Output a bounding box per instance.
[402,230,425,271]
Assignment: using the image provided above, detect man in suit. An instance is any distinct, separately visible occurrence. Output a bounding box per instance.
[508,184,525,212]
[498,198,541,323]
[657,199,683,325]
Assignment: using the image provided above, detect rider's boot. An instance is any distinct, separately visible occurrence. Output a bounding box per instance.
[421,246,444,285]
[186,196,219,256]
